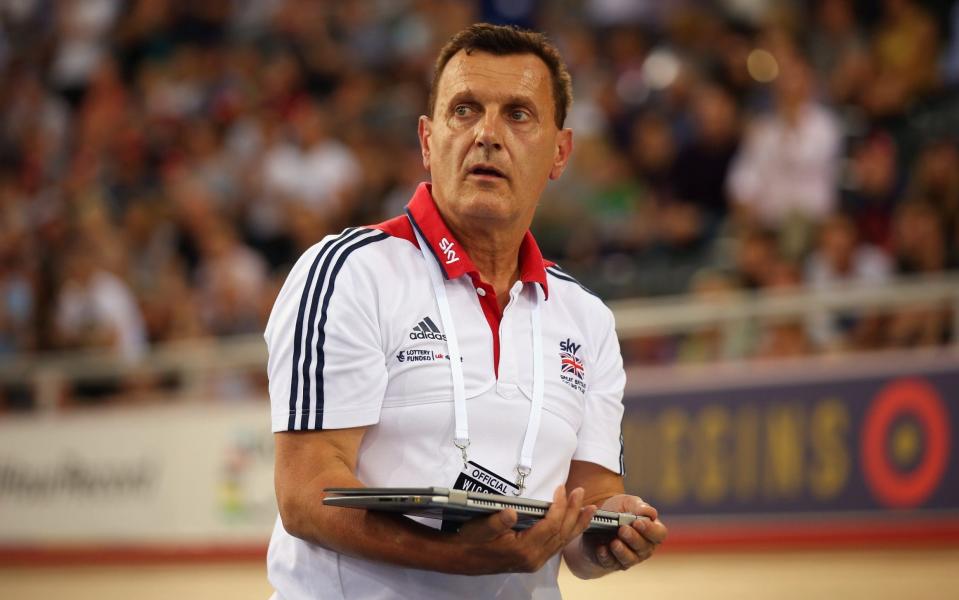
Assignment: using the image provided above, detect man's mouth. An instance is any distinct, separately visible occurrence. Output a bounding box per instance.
[467,164,507,179]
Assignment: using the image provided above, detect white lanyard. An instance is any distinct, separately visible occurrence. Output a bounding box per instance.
[410,221,544,495]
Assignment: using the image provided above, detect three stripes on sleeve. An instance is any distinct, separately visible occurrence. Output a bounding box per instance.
[287,227,388,431]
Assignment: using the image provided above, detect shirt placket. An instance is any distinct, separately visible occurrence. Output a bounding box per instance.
[496,281,527,398]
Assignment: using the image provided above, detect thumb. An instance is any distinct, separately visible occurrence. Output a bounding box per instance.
[458,509,517,542]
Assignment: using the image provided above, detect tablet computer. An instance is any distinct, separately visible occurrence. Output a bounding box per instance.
[322,487,644,533]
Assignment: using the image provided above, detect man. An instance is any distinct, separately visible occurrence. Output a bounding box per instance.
[726,54,841,228]
[265,24,667,599]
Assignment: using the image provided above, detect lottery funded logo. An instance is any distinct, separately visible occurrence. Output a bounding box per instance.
[396,349,461,363]
[559,338,586,393]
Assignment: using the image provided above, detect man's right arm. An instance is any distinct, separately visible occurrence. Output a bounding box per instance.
[274,426,597,575]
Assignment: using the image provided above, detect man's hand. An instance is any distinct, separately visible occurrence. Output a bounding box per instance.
[563,493,667,579]
[584,495,667,572]
[456,485,597,574]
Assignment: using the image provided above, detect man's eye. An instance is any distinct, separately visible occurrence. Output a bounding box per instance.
[510,109,530,122]
[454,105,472,117]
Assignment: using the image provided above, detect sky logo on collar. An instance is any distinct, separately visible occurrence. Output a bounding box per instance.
[439,237,460,264]
[560,338,586,393]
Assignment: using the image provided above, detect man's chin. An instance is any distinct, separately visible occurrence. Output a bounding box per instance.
[452,189,515,222]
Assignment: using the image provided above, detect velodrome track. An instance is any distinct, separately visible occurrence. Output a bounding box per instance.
[3,548,957,599]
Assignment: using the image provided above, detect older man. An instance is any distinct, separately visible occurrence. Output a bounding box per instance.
[265,23,666,599]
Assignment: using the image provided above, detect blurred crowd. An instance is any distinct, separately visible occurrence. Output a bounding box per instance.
[1,0,959,392]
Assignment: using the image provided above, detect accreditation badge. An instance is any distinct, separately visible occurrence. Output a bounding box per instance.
[441,461,520,532]
[453,461,521,496]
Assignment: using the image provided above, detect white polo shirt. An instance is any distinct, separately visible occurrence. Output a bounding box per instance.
[265,183,626,600]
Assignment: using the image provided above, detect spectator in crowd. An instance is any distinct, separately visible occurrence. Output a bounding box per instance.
[53,236,147,363]
[840,131,902,250]
[137,258,207,345]
[676,269,753,364]
[943,0,959,84]
[194,220,268,336]
[576,136,647,257]
[727,54,842,242]
[0,241,35,357]
[808,0,872,109]
[804,212,892,350]
[49,0,122,106]
[731,227,781,291]
[893,200,954,276]
[261,97,361,233]
[805,212,892,286]
[672,81,741,226]
[628,110,677,198]
[755,260,813,359]
[807,0,867,86]
[886,200,955,347]
[865,0,940,118]
[0,169,37,357]
[907,139,959,239]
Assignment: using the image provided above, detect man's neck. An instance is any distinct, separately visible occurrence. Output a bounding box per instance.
[446,217,526,309]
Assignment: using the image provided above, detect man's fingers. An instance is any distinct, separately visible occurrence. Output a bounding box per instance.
[638,518,668,545]
[621,497,666,545]
[594,543,620,570]
[520,485,594,550]
[535,485,568,532]
[517,485,565,544]
[548,485,567,517]
[618,524,655,554]
[624,497,658,521]
[576,504,598,536]
[459,508,517,542]
[609,538,641,569]
[558,487,585,538]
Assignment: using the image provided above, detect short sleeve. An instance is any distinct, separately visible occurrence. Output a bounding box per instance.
[265,228,390,432]
[571,308,626,475]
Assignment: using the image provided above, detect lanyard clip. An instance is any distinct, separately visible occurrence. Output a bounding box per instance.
[514,466,531,496]
[454,439,470,469]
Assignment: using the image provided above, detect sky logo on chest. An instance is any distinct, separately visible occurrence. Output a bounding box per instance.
[559,338,586,393]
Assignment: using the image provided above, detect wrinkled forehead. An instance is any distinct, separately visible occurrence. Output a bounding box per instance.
[435,51,554,111]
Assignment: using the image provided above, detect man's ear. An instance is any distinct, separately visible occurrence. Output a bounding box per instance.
[418,116,432,171]
[549,128,573,180]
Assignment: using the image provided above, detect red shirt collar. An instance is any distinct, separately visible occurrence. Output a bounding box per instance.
[405,182,549,299]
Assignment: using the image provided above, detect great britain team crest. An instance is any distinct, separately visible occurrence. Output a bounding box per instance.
[559,338,586,393]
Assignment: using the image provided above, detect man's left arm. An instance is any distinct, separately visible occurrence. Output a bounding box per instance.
[562,460,667,579]
[562,306,667,579]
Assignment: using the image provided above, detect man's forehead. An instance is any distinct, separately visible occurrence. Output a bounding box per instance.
[436,51,551,103]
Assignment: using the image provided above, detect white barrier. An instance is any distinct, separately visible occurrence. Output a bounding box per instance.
[3,272,958,412]
[0,403,276,547]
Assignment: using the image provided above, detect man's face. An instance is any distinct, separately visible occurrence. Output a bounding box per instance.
[418,51,572,231]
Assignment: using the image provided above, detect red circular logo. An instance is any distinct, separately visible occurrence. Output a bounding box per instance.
[861,378,950,508]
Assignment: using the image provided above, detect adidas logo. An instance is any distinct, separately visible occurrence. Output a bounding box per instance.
[409,316,447,341]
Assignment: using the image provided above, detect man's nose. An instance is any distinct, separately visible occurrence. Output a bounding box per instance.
[474,113,503,151]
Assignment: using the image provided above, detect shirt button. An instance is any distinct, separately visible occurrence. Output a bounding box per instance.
[476,287,486,297]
